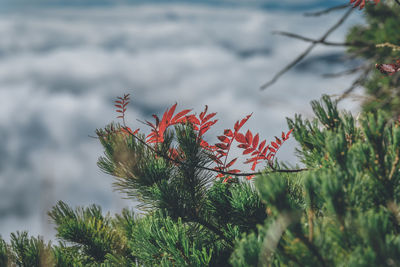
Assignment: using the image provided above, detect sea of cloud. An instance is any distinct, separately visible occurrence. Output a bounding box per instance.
[0,3,365,241]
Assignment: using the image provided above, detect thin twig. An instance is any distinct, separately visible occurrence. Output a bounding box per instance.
[322,65,364,78]
[260,8,354,91]
[303,4,349,17]
[121,126,309,177]
[337,67,371,102]
[272,31,369,47]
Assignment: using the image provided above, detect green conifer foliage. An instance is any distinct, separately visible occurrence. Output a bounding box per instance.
[95,123,267,266]
[346,3,400,117]
[0,236,9,266]
[231,95,400,266]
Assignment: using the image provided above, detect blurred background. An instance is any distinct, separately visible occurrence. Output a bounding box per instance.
[0,0,365,241]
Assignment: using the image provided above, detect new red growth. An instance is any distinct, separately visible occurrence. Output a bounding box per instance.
[114,95,293,181]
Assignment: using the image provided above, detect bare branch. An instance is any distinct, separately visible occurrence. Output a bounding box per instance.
[260,8,354,91]
[303,4,350,17]
[336,67,371,102]
[272,31,369,47]
[322,65,365,78]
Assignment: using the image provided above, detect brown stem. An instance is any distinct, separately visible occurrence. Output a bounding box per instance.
[308,209,314,242]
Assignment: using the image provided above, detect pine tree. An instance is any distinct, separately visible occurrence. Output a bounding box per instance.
[231,95,400,266]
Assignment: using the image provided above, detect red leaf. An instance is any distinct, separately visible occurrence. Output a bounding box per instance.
[199,126,210,136]
[235,133,246,143]
[275,137,281,145]
[224,129,233,137]
[216,150,227,156]
[244,158,258,164]
[116,110,123,113]
[252,133,259,148]
[246,175,255,180]
[199,105,208,121]
[223,177,231,182]
[245,130,253,144]
[226,158,237,168]
[115,100,123,104]
[266,153,274,161]
[271,142,279,149]
[234,113,252,132]
[243,148,254,155]
[203,112,217,123]
[199,120,217,136]
[262,146,269,156]
[269,147,276,153]
[216,143,229,150]
[258,140,266,152]
[121,127,132,134]
[166,103,177,124]
[186,115,200,125]
[145,120,155,129]
[285,129,293,140]
[251,161,257,171]
[172,109,192,124]
[237,144,249,149]
[209,155,223,165]
[375,62,400,75]
[349,0,379,9]
[218,136,230,143]
[114,104,122,108]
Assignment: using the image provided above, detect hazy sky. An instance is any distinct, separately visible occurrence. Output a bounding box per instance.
[0,0,365,241]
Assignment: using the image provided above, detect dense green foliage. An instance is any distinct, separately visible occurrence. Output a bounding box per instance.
[231,95,400,266]
[346,2,400,117]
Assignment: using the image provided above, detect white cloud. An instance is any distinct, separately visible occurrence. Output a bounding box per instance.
[0,4,365,241]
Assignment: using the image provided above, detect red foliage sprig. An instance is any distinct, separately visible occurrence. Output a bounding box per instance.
[114,95,295,181]
[115,94,130,126]
[375,59,400,76]
[212,114,252,181]
[114,94,140,136]
[349,0,380,10]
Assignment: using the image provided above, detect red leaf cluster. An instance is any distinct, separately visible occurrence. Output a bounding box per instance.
[186,105,218,149]
[113,95,294,181]
[212,114,252,182]
[349,0,380,10]
[375,59,400,76]
[145,103,192,143]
